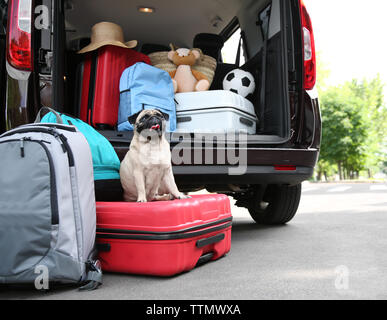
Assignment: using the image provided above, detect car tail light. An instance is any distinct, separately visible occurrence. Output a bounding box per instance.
[299,0,316,90]
[6,0,33,71]
[274,165,297,171]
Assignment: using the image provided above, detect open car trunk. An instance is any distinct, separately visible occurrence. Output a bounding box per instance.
[58,0,294,148]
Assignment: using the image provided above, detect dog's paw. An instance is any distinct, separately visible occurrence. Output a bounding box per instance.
[136,199,147,203]
[176,194,191,200]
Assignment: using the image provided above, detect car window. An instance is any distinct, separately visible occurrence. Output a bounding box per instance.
[221,28,246,66]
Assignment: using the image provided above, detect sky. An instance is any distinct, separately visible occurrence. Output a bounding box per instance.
[303,0,387,89]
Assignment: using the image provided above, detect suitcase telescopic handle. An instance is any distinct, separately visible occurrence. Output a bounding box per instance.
[196,233,225,248]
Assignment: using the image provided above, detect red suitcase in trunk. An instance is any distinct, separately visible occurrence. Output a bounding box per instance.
[96,194,232,276]
[78,45,150,129]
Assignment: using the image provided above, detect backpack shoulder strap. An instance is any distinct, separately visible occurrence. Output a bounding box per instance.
[79,248,103,291]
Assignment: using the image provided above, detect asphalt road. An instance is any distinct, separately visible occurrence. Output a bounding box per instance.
[1,182,387,300]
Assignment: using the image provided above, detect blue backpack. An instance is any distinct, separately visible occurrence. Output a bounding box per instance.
[117,62,176,131]
[40,112,121,181]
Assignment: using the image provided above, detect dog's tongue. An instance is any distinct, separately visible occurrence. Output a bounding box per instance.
[151,124,160,130]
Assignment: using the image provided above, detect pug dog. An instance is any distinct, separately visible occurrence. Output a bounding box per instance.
[120,109,189,202]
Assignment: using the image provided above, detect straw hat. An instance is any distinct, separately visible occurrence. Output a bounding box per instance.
[78,22,137,54]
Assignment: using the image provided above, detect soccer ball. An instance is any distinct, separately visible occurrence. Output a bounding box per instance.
[222,69,256,98]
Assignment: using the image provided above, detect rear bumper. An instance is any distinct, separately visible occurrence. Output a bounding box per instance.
[116,143,318,187]
[104,131,319,188]
[173,165,314,186]
[170,146,318,187]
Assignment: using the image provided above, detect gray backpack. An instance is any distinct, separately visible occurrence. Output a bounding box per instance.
[0,108,102,290]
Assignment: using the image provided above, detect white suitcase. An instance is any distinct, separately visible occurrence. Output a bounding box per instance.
[174,90,258,134]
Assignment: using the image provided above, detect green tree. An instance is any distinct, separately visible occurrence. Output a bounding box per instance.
[315,54,387,181]
[347,75,387,177]
[320,86,366,179]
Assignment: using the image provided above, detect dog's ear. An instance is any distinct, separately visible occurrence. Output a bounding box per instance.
[161,112,169,121]
[128,112,142,125]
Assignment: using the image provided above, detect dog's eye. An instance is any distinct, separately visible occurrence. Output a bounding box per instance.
[141,115,150,121]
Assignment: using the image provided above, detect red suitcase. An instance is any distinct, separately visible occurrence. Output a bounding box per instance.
[78,45,150,129]
[96,194,232,276]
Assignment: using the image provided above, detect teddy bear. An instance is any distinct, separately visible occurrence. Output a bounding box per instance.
[167,48,210,93]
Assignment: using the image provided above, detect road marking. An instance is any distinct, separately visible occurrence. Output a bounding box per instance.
[370,185,387,191]
[302,187,319,193]
[327,186,352,193]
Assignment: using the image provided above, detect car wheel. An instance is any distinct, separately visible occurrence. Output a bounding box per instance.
[248,184,302,225]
